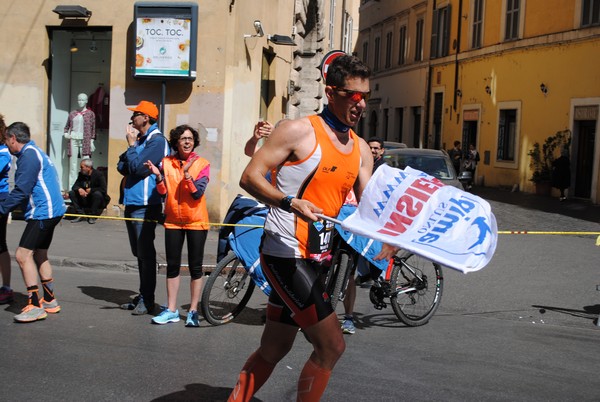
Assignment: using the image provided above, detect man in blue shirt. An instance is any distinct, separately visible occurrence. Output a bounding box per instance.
[118,101,170,315]
[0,122,66,323]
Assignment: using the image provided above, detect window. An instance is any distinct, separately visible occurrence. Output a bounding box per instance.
[398,25,407,65]
[415,19,424,61]
[497,109,517,161]
[373,37,381,71]
[342,14,353,53]
[362,41,369,64]
[383,108,389,139]
[472,0,484,48]
[328,0,336,49]
[431,6,451,59]
[385,31,393,68]
[582,0,600,27]
[374,36,381,71]
[396,107,404,142]
[504,0,520,41]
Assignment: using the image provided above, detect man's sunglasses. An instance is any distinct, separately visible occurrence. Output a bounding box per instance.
[331,87,371,103]
[131,112,145,118]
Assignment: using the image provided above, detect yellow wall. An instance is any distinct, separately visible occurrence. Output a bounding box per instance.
[0,0,295,221]
[435,37,600,194]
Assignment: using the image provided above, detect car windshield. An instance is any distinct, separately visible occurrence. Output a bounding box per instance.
[385,154,454,180]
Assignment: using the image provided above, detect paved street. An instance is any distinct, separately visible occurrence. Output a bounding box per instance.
[1,189,599,401]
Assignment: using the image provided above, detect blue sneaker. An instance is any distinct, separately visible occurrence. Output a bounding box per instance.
[341,317,355,334]
[185,310,200,327]
[152,307,180,325]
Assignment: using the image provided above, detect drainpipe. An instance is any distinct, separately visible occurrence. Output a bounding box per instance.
[453,0,463,111]
[424,0,438,149]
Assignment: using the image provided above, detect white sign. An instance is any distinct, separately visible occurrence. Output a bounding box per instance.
[342,165,498,273]
[135,17,191,77]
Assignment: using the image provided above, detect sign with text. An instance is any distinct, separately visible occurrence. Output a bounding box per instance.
[133,2,198,80]
[341,164,498,273]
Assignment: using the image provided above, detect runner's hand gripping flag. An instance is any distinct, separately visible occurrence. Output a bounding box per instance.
[341,164,498,273]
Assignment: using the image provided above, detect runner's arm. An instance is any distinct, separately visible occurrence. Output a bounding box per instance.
[240,118,321,221]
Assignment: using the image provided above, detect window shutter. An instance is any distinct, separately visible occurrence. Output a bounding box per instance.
[431,9,439,59]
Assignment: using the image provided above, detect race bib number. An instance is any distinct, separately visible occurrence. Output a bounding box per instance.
[308,219,335,256]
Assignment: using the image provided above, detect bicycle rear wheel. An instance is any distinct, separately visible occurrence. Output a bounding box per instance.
[201,251,255,325]
[390,253,443,326]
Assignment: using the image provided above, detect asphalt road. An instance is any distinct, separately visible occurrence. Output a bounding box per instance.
[1,190,599,401]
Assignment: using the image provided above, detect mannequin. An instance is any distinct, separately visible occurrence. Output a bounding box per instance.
[64,93,96,189]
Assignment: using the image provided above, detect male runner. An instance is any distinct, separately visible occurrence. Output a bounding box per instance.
[228,55,397,401]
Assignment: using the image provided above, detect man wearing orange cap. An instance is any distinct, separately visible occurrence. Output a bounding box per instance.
[117,100,170,315]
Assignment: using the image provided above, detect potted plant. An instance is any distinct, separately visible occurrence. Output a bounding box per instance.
[527,130,570,195]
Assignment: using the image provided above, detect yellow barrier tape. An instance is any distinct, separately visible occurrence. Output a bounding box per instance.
[63,213,263,227]
[497,230,600,235]
[63,214,599,236]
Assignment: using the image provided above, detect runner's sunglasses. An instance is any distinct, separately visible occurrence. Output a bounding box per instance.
[331,86,371,103]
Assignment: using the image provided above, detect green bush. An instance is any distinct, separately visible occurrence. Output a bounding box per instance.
[527,130,571,183]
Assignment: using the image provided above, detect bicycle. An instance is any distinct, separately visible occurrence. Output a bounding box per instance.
[201,199,443,327]
[325,244,444,327]
[200,195,269,325]
[324,208,444,327]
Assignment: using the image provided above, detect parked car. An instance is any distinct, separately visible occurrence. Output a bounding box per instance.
[382,148,462,189]
[383,141,407,150]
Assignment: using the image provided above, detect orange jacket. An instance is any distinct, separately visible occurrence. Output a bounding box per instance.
[160,154,210,230]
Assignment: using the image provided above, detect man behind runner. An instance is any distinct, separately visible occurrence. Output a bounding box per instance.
[228,55,397,401]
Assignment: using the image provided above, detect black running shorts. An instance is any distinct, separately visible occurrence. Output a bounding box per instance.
[261,254,334,328]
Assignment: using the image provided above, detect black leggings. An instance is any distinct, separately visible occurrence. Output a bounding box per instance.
[164,229,207,279]
[0,213,7,253]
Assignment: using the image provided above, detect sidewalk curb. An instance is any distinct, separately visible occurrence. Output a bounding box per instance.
[49,257,140,272]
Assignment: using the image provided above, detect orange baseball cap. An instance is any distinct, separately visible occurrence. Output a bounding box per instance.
[128,100,159,119]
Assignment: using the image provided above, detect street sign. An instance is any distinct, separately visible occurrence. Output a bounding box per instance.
[319,50,346,82]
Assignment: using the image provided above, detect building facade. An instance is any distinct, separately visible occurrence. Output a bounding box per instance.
[0,0,359,221]
[358,0,600,203]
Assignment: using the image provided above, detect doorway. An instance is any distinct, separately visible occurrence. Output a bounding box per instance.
[573,119,596,199]
[48,28,112,192]
[462,120,478,154]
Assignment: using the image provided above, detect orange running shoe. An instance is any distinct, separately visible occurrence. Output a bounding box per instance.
[14,304,47,323]
[41,299,61,313]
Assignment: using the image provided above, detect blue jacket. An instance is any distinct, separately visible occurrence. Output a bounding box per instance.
[0,141,66,219]
[0,145,11,197]
[118,124,170,206]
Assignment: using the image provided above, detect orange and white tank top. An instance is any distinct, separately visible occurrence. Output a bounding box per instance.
[262,115,361,259]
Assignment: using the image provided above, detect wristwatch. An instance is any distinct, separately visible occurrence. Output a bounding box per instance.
[279,195,294,212]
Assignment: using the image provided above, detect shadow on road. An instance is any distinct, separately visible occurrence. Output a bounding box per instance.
[355,311,413,330]
[532,304,600,324]
[78,285,137,306]
[151,383,263,401]
[1,292,28,314]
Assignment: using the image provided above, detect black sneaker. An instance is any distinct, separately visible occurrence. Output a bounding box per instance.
[70,217,85,223]
[120,295,141,310]
[88,218,97,224]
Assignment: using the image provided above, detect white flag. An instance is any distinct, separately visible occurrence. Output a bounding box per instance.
[342,164,497,273]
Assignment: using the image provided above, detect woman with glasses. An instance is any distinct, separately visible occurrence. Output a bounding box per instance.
[145,124,210,327]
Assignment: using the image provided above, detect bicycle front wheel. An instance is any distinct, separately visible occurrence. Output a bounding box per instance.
[390,253,443,327]
[201,251,255,325]
[325,251,351,312]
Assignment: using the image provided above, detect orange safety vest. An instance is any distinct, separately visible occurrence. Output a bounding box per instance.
[162,155,210,230]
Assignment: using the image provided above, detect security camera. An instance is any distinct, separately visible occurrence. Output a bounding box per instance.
[254,20,264,37]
